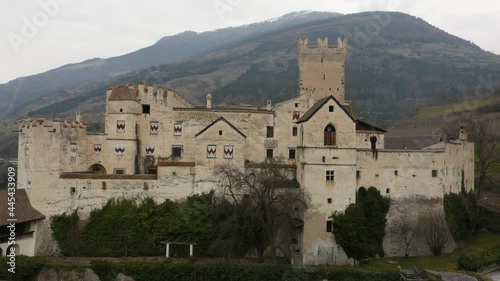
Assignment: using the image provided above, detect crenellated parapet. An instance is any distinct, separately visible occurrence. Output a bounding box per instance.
[19,117,87,132]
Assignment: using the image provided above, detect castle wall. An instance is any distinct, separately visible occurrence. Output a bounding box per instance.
[356,132,385,149]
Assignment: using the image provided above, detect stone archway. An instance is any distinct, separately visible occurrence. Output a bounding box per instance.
[89,164,106,174]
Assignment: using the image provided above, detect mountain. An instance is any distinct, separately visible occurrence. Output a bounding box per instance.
[0,11,340,116]
[1,11,500,157]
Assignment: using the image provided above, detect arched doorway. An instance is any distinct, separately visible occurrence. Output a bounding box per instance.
[89,164,106,174]
[324,124,336,146]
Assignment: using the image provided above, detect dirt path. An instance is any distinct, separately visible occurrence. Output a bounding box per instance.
[428,270,477,281]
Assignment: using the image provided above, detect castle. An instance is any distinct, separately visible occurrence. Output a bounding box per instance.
[2,37,474,265]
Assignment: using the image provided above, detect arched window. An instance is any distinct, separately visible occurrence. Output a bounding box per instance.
[324,124,336,146]
[89,164,106,174]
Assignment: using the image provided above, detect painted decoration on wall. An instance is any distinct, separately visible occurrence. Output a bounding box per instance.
[116,120,125,132]
[115,144,125,155]
[292,111,300,121]
[70,143,77,157]
[224,145,233,159]
[150,121,159,134]
[145,145,155,156]
[207,145,216,158]
[94,144,102,155]
[174,123,182,136]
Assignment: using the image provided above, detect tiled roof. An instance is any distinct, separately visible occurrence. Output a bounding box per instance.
[158,162,195,167]
[384,135,442,150]
[296,96,355,124]
[60,173,157,180]
[296,95,386,133]
[109,85,139,101]
[0,189,45,226]
[356,120,386,133]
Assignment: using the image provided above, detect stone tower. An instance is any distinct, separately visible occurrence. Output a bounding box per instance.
[297,37,348,102]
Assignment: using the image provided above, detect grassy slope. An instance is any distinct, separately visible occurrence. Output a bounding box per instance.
[415,96,500,119]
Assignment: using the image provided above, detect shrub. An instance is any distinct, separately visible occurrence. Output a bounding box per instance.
[457,245,500,271]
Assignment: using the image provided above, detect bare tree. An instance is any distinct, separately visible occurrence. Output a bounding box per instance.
[420,211,450,256]
[467,119,500,197]
[214,160,309,259]
[441,118,500,198]
[391,206,417,258]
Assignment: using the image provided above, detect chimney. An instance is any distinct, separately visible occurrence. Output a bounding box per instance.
[148,83,154,94]
[459,122,467,141]
[76,111,82,122]
[206,94,212,109]
[266,100,272,111]
[128,82,134,89]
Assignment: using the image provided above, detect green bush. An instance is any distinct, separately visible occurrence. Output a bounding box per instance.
[0,256,48,281]
[444,192,477,242]
[458,245,500,271]
[51,194,218,257]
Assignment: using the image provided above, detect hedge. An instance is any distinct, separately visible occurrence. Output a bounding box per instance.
[90,260,401,281]
[0,256,48,281]
[458,245,500,271]
[0,256,400,281]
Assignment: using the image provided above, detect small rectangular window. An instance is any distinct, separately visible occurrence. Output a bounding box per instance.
[289,149,296,159]
[386,188,390,194]
[394,170,398,176]
[292,127,298,136]
[356,170,361,178]
[172,146,182,158]
[329,105,334,112]
[102,182,107,190]
[266,126,274,138]
[326,220,333,232]
[432,170,438,177]
[327,198,332,204]
[114,169,125,175]
[295,103,299,108]
[266,149,273,159]
[142,104,151,114]
[326,170,335,181]
[322,156,326,163]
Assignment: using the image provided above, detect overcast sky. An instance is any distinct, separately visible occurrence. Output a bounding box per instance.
[1,0,499,84]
